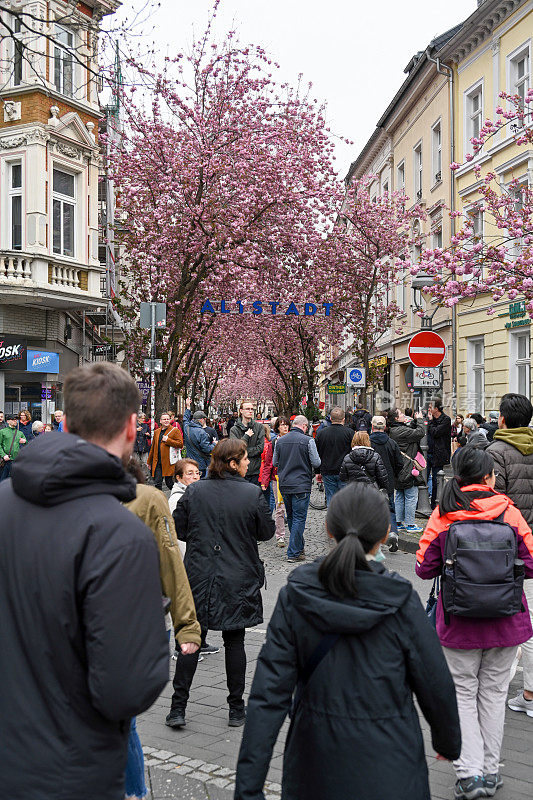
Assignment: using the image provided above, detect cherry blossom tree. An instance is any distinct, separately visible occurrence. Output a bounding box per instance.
[413,90,533,315]
[331,177,424,402]
[110,16,342,415]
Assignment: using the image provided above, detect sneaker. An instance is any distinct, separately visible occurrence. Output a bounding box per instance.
[200,643,220,655]
[483,774,503,797]
[277,538,286,547]
[228,708,246,727]
[454,776,486,799]
[508,690,533,717]
[388,532,399,553]
[165,710,186,729]
[396,521,406,530]
[287,554,306,563]
[405,524,424,533]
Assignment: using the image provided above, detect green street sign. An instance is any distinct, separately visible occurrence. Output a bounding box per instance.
[327,383,346,395]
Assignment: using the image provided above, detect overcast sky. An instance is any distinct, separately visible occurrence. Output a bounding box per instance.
[117,0,476,178]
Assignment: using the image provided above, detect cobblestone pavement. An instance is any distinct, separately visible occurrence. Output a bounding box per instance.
[139,502,533,800]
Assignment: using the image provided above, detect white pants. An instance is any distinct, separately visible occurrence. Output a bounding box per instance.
[522,580,533,691]
[444,646,518,778]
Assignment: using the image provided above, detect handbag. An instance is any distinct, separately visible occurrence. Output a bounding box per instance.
[425,576,440,628]
[169,447,181,465]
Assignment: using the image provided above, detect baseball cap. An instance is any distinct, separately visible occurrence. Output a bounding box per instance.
[371,415,386,430]
[193,410,207,420]
[489,411,499,422]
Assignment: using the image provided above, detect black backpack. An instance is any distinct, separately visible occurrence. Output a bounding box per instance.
[441,512,525,621]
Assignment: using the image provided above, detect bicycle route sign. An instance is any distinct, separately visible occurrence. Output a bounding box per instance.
[347,367,366,388]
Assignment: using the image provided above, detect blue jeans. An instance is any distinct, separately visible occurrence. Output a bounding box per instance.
[262,483,274,511]
[125,716,146,798]
[284,492,310,558]
[0,460,12,482]
[321,474,345,506]
[395,485,419,526]
[388,494,398,533]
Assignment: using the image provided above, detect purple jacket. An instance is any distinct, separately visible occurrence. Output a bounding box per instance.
[416,487,533,649]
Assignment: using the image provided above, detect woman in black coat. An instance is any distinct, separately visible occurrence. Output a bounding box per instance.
[169,439,275,729]
[338,431,388,491]
[235,483,461,800]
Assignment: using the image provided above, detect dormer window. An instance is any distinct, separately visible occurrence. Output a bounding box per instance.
[54,25,74,97]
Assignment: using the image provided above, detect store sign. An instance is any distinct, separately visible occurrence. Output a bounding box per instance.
[413,367,441,388]
[368,355,388,368]
[27,350,60,373]
[0,336,27,370]
[200,300,333,317]
[136,381,150,401]
[327,383,346,395]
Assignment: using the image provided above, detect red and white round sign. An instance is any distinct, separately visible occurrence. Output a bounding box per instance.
[408,331,446,368]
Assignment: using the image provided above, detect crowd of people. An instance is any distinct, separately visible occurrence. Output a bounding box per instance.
[1,367,533,800]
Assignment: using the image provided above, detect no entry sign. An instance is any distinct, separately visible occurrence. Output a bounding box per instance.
[408,331,446,368]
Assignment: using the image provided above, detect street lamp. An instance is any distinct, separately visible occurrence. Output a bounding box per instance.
[411,274,439,330]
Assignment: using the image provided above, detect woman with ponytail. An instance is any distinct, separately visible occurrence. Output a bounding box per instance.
[416,447,533,799]
[235,483,460,800]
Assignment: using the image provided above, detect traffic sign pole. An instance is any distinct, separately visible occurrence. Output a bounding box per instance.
[150,303,156,440]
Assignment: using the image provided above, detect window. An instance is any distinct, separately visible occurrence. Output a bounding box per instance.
[432,226,443,250]
[52,168,75,257]
[465,205,484,280]
[13,16,23,86]
[509,45,530,109]
[432,121,442,183]
[396,277,406,313]
[413,143,422,199]
[510,331,531,398]
[54,25,74,96]
[397,161,405,193]
[9,162,22,250]
[467,337,485,414]
[466,83,483,145]
[382,180,389,195]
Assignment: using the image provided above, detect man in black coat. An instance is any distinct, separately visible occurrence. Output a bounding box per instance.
[352,402,372,433]
[315,406,353,505]
[370,415,403,549]
[0,363,169,800]
[428,400,452,509]
[230,399,265,484]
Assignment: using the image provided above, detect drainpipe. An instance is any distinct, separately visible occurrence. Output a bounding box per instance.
[426,49,457,415]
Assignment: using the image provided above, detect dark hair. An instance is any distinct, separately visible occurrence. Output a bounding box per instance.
[274,416,290,433]
[174,458,200,479]
[208,439,247,478]
[404,407,413,417]
[469,413,485,426]
[500,392,533,429]
[126,456,146,484]
[434,399,443,412]
[64,362,140,442]
[318,483,390,599]
[439,447,495,516]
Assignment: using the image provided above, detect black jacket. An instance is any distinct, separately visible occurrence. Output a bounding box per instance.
[230,419,265,477]
[235,561,460,800]
[481,421,498,442]
[315,423,353,475]
[173,475,275,630]
[352,408,372,432]
[134,421,151,454]
[339,446,388,491]
[370,431,404,495]
[389,419,425,489]
[0,433,169,800]
[428,412,451,467]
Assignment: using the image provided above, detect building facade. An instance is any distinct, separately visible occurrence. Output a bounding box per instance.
[0,0,118,419]
[438,0,532,415]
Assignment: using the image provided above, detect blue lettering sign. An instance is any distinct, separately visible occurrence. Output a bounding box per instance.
[285,302,299,315]
[252,301,263,314]
[200,299,216,314]
[220,300,230,314]
[304,303,317,316]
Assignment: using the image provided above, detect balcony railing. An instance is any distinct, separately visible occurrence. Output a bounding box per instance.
[0,251,99,298]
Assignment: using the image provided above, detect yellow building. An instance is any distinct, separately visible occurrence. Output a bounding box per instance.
[438,0,532,414]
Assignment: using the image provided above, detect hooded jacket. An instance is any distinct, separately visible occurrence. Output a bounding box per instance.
[352,407,372,432]
[428,412,451,467]
[416,488,533,649]
[488,427,533,527]
[125,483,201,647]
[0,433,169,800]
[339,446,388,491]
[235,561,460,800]
[173,475,275,630]
[230,418,265,477]
[183,409,215,471]
[388,419,425,489]
[369,430,404,496]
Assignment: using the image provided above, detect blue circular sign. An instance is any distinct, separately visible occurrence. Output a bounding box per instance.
[349,369,363,383]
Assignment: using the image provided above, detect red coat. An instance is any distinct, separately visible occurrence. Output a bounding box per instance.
[259,439,276,487]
